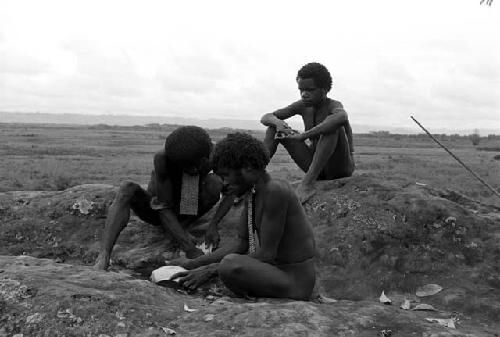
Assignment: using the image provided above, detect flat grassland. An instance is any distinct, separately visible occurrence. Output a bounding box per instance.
[1,123,499,205]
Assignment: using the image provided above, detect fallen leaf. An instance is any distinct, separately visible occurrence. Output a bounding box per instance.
[400,299,411,310]
[183,303,197,312]
[425,317,456,328]
[379,291,391,304]
[161,327,177,335]
[317,294,337,304]
[412,303,436,311]
[416,284,443,297]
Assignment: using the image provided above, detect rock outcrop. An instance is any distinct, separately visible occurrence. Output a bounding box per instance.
[1,174,499,336]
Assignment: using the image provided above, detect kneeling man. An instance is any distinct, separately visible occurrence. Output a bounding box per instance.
[169,133,316,300]
[94,126,223,270]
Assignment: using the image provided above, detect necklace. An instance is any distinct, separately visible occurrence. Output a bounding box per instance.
[246,186,257,254]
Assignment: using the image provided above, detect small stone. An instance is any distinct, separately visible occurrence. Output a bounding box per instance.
[203,314,215,322]
[26,312,44,324]
[117,322,126,328]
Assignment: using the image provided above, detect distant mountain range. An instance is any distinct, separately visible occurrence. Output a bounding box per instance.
[1,111,498,135]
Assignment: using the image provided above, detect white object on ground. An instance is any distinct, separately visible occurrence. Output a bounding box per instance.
[416,284,443,297]
[161,327,177,335]
[151,266,187,283]
[412,303,436,311]
[400,299,411,310]
[425,317,456,329]
[183,303,197,312]
[379,291,391,304]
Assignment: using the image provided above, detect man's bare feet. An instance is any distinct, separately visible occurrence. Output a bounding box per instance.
[93,251,110,270]
[296,182,316,204]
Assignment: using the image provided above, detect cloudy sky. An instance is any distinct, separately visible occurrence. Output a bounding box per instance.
[0,0,498,131]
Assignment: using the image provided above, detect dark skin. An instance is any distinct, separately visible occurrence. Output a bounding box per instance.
[169,167,316,300]
[94,149,224,271]
[261,77,355,203]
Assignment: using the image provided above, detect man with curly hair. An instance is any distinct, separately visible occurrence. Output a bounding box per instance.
[94,126,224,270]
[261,62,355,203]
[168,133,316,300]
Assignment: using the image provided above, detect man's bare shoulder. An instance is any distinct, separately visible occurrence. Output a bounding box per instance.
[263,178,294,199]
[328,99,346,113]
[286,100,307,114]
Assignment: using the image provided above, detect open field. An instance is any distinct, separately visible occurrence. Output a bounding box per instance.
[1,123,499,205]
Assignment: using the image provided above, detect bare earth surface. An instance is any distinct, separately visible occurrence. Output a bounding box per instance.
[1,175,499,336]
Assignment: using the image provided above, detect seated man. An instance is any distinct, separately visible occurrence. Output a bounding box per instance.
[169,133,316,300]
[94,125,224,270]
[260,62,355,203]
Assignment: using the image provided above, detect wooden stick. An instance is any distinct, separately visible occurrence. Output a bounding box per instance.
[410,116,500,198]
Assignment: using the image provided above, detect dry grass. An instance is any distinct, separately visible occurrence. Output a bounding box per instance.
[1,123,499,204]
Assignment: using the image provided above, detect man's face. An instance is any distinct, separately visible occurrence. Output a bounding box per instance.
[216,167,252,195]
[297,77,326,107]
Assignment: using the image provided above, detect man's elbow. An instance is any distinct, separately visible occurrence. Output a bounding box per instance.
[260,113,271,125]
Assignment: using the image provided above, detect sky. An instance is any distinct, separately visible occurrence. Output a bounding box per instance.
[0,0,499,132]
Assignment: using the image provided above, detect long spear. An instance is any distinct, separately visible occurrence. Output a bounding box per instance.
[410,116,500,198]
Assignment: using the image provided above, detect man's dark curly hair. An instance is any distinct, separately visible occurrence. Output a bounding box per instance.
[296,62,332,92]
[164,126,212,167]
[211,133,270,171]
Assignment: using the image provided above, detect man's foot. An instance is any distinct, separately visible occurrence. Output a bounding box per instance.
[184,247,204,259]
[296,182,316,204]
[93,252,110,270]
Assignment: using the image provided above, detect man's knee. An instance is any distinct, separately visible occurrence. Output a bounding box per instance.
[116,181,141,202]
[218,254,245,280]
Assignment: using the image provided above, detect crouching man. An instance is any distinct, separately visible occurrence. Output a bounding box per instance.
[169,133,316,300]
[94,126,223,270]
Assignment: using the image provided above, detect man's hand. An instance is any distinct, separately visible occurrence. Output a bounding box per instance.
[275,120,292,133]
[165,256,197,270]
[283,132,306,141]
[170,265,216,291]
[204,225,220,251]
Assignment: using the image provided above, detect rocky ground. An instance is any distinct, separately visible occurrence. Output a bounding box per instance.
[1,174,499,336]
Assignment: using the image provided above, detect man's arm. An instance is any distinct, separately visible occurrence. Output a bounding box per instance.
[185,236,248,269]
[205,192,235,249]
[172,209,250,270]
[249,183,288,264]
[301,109,348,140]
[260,101,302,131]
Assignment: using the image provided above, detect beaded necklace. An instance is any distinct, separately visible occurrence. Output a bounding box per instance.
[246,185,257,254]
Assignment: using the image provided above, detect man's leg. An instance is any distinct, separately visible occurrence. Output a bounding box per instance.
[295,131,339,202]
[94,181,147,270]
[319,127,355,180]
[218,254,315,300]
[263,127,280,158]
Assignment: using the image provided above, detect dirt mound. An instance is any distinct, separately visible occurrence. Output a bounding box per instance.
[0,255,495,336]
[1,174,499,336]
